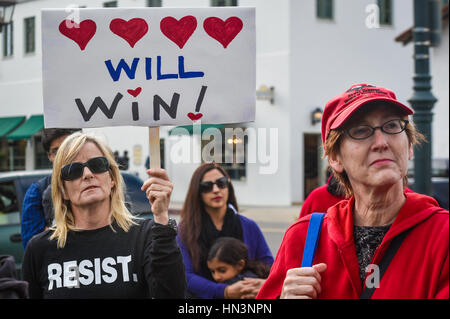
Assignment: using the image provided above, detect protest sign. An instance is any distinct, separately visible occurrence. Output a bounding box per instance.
[41,7,256,129]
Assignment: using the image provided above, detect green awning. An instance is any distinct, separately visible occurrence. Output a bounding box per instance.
[0,116,26,138]
[169,124,224,136]
[6,115,44,140]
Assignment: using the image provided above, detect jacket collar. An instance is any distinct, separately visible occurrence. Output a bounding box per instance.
[326,191,441,248]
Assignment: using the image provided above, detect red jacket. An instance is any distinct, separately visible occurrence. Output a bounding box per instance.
[257,192,449,299]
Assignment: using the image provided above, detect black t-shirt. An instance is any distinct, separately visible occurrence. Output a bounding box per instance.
[22,218,186,299]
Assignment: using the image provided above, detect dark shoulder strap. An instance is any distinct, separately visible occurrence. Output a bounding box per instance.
[301,212,326,267]
[360,228,412,299]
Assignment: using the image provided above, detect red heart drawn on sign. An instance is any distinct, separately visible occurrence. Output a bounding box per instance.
[59,19,97,51]
[160,16,197,49]
[109,18,149,48]
[203,17,243,48]
[127,87,142,97]
[187,112,203,121]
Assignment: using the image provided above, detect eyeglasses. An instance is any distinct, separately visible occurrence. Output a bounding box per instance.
[61,157,110,181]
[345,119,409,140]
[199,177,229,193]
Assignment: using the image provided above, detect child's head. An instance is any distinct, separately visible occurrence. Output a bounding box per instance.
[207,237,248,283]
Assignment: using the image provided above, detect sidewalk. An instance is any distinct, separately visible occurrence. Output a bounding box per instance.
[238,205,301,224]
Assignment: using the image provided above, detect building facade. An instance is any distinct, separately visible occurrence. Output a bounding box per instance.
[1,0,447,206]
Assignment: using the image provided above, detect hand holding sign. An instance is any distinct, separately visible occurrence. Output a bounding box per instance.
[141,168,173,224]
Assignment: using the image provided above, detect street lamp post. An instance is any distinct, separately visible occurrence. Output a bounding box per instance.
[408,0,440,195]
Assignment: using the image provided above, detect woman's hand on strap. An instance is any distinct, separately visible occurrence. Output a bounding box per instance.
[280,263,327,299]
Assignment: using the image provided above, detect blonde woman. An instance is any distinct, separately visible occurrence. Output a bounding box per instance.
[22,132,186,298]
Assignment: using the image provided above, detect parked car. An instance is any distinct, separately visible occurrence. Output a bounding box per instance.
[408,158,449,210]
[0,169,152,274]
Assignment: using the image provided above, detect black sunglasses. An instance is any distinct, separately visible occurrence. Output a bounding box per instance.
[199,176,229,193]
[61,156,110,181]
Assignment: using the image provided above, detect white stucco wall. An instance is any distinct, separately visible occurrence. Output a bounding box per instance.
[288,0,414,201]
[167,0,293,206]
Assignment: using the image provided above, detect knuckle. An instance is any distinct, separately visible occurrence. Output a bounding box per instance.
[286,268,298,276]
[283,286,294,296]
[305,285,315,295]
[284,277,294,286]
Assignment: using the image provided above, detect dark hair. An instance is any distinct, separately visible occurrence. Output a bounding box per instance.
[326,172,346,198]
[42,128,81,152]
[207,237,270,279]
[179,162,239,272]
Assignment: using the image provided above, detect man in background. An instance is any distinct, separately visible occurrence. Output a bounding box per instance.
[21,128,80,249]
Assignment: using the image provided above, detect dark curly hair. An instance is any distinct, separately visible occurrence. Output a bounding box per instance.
[42,128,81,152]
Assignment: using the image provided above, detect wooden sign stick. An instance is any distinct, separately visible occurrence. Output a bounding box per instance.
[148,127,161,169]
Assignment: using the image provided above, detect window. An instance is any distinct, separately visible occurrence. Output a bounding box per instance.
[103,1,117,7]
[211,0,238,6]
[7,140,26,171]
[378,0,393,25]
[34,135,51,169]
[201,126,247,181]
[222,134,246,181]
[317,0,333,20]
[3,21,13,57]
[0,140,8,172]
[147,0,162,6]
[24,17,35,54]
[304,134,322,198]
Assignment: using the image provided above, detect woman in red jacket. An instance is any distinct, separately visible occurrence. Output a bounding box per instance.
[257,83,449,299]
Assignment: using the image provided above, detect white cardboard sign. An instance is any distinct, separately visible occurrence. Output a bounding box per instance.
[41,7,255,128]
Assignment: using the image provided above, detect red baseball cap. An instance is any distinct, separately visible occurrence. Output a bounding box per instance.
[321,83,414,149]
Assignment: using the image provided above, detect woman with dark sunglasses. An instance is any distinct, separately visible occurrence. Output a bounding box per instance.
[176,162,273,299]
[22,132,186,298]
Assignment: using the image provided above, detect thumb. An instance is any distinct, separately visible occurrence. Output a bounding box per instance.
[312,263,327,273]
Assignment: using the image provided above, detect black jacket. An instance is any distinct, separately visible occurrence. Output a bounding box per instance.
[22,219,186,298]
[0,255,29,298]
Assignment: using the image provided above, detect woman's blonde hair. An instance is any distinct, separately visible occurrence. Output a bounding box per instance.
[324,107,426,197]
[50,132,138,248]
